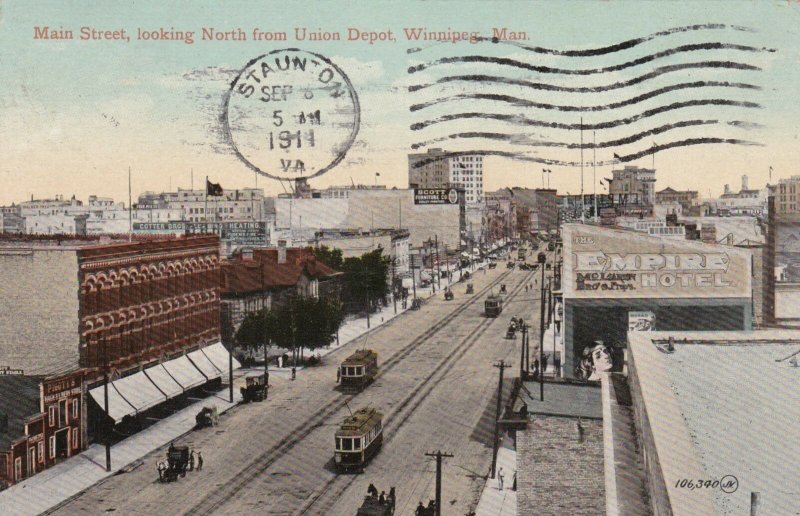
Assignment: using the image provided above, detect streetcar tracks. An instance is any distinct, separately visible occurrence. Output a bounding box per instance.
[297,270,534,515]
[186,269,516,515]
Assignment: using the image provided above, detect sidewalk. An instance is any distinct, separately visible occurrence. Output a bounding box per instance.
[474,439,518,516]
[0,288,429,515]
[0,383,243,516]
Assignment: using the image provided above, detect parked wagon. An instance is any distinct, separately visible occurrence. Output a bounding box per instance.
[340,349,378,393]
[195,406,218,429]
[240,373,267,402]
[335,406,383,472]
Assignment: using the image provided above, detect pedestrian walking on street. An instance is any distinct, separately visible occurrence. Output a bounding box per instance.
[189,450,196,471]
[497,467,505,490]
[291,367,296,380]
[336,368,340,383]
[542,354,549,374]
[197,451,203,471]
[525,285,528,292]
[554,355,561,376]
[512,470,517,491]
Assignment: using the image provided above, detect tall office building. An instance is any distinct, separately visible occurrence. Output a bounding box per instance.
[408,148,484,204]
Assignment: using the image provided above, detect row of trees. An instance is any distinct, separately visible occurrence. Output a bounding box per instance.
[314,246,391,313]
[235,296,344,365]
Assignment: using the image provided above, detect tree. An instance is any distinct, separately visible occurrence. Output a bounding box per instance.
[341,248,391,313]
[313,245,344,270]
[237,296,345,366]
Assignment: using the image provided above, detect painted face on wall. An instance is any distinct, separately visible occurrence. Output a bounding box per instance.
[591,344,614,373]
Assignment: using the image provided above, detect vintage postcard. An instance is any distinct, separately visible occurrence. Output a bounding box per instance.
[1,1,798,514]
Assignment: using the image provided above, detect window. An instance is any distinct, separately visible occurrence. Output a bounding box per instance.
[49,436,56,459]
[38,442,44,463]
[72,399,79,419]
[48,406,55,427]
[353,437,361,450]
[342,438,353,451]
[73,430,79,449]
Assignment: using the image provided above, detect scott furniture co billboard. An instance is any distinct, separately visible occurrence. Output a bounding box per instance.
[562,225,752,300]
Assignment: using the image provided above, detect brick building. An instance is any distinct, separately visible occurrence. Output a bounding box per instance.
[0,371,85,489]
[77,236,221,371]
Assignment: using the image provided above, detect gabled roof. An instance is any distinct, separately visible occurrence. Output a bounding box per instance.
[0,376,43,450]
[221,248,340,294]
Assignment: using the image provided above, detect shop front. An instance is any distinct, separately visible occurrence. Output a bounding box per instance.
[561,224,753,379]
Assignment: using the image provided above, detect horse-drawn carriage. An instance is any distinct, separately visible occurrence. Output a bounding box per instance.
[500,284,507,294]
[488,262,497,269]
[444,289,454,301]
[240,373,267,403]
[357,486,396,515]
[466,283,474,294]
[506,324,516,339]
[158,443,190,482]
[410,298,422,310]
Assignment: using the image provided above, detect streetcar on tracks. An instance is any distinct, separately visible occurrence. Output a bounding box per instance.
[518,247,526,261]
[485,294,503,317]
[340,349,378,392]
[334,406,383,472]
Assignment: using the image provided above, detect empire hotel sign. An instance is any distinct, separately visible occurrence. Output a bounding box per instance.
[567,230,751,299]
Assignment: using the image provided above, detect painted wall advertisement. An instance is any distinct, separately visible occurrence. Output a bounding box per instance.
[565,228,752,299]
[628,311,656,332]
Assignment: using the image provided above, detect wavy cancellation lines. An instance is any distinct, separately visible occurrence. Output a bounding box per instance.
[407,24,771,167]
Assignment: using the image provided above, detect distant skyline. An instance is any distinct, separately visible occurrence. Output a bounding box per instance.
[2,1,799,205]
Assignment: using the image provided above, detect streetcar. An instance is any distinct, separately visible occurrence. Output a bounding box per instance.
[518,248,526,261]
[340,349,378,392]
[485,294,503,317]
[334,406,383,472]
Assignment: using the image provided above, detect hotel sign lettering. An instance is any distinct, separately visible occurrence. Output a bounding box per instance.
[568,230,750,299]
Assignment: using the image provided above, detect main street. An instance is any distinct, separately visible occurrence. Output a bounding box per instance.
[54,253,549,515]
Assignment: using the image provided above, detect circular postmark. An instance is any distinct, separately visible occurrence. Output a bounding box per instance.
[222,48,360,181]
[720,475,739,494]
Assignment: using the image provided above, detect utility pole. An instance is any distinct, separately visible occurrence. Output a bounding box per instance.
[519,324,527,380]
[491,360,509,478]
[538,252,547,401]
[425,450,454,516]
[392,258,397,314]
[102,337,111,472]
[435,234,442,291]
[364,268,371,329]
[410,254,418,301]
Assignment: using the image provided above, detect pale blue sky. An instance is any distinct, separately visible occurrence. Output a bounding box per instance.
[1,0,799,204]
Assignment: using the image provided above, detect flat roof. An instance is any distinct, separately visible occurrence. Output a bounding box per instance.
[519,380,602,419]
[628,330,800,515]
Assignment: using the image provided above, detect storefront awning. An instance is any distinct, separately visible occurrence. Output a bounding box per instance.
[143,364,183,399]
[89,382,137,424]
[162,355,207,390]
[201,342,240,377]
[187,348,223,379]
[110,370,167,413]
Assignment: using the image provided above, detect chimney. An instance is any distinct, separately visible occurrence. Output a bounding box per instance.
[724,184,731,195]
[277,240,287,264]
[742,174,749,191]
